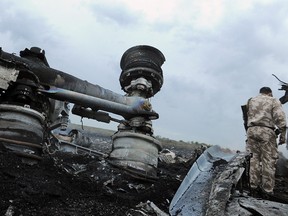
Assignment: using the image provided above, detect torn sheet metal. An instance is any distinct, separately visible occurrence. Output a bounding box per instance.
[0,65,19,90]
[226,197,288,216]
[169,145,235,216]
[205,152,249,216]
[159,149,177,164]
[49,136,108,158]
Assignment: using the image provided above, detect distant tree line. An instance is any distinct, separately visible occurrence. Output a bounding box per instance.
[155,135,211,149]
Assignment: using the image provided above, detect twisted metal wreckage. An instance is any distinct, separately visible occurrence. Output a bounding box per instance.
[0,45,288,215]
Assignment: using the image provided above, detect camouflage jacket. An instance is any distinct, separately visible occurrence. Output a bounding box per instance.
[247,93,286,130]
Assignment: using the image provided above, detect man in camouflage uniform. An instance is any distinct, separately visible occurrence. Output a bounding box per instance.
[246,87,286,196]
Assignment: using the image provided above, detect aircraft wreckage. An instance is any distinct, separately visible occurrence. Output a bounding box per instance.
[0,46,288,215]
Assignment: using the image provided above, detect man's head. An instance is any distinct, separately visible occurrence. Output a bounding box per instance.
[259,87,273,96]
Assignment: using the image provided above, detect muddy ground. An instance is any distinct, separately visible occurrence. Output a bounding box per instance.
[0,127,288,216]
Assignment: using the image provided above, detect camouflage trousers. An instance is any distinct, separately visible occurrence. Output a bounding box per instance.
[246,126,278,194]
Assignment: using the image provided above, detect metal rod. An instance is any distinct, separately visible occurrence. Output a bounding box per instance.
[0,137,42,149]
[0,49,131,104]
[39,87,159,119]
[58,140,109,158]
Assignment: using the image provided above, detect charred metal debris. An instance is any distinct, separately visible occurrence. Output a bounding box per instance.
[1,46,288,215]
[0,45,165,180]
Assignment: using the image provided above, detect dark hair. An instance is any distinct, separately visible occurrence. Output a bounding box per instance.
[259,87,272,94]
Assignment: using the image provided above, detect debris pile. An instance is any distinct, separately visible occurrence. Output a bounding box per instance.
[1,127,288,215]
[0,129,195,216]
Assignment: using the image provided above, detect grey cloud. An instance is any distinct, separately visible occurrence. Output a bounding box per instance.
[150,1,288,148]
[2,0,288,152]
[89,3,141,27]
[0,1,61,49]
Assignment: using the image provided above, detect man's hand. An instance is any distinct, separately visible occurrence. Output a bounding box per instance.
[279,135,286,145]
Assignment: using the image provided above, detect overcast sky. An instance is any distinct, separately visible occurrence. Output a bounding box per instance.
[2,0,288,154]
